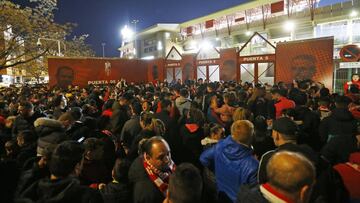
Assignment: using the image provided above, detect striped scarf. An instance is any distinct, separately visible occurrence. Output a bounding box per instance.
[143,157,176,196]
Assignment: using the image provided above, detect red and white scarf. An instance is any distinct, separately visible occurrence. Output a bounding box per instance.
[260,183,295,203]
[143,157,176,196]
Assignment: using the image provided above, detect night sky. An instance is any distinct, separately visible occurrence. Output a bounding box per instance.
[52,0,344,57]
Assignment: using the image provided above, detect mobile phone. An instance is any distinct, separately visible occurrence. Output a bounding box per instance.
[77,137,85,143]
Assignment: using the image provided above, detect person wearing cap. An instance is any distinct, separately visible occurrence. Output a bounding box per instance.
[258,117,316,184]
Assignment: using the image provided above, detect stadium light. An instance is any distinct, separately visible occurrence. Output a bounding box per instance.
[245,31,253,36]
[350,10,358,17]
[121,25,134,41]
[283,21,295,32]
[200,40,212,51]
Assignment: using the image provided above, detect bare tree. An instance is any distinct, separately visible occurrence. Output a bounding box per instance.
[307,0,317,21]
[261,4,271,30]
[1,0,94,73]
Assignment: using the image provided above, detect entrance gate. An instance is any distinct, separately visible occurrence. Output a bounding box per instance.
[238,32,276,85]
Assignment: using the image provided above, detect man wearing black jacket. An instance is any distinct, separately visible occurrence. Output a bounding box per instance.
[17,141,103,203]
[258,117,317,184]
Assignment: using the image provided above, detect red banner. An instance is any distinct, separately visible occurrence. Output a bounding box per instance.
[186,27,193,36]
[48,57,148,88]
[205,20,214,29]
[271,1,284,13]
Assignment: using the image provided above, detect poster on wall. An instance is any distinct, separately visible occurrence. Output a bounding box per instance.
[275,37,334,90]
[221,59,237,81]
[48,57,148,88]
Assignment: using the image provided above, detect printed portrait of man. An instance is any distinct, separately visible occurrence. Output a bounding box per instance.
[291,54,317,81]
[183,63,194,81]
[221,60,236,81]
[55,66,74,89]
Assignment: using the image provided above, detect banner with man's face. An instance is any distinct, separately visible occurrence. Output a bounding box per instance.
[275,37,334,89]
[48,57,148,88]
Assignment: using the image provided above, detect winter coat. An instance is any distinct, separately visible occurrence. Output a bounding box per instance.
[343,79,360,94]
[258,143,317,184]
[111,103,129,136]
[202,92,217,112]
[251,131,275,159]
[16,144,37,169]
[248,97,269,118]
[100,181,131,203]
[333,153,360,202]
[321,134,358,165]
[15,158,50,197]
[179,124,204,168]
[294,106,321,150]
[128,157,164,203]
[200,136,259,202]
[79,158,112,186]
[274,97,295,119]
[66,121,92,141]
[16,177,103,203]
[319,108,357,143]
[119,115,141,148]
[175,97,191,116]
[236,185,268,203]
[34,117,65,138]
[12,112,44,137]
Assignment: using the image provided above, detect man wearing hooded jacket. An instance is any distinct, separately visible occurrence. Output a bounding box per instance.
[200,120,258,202]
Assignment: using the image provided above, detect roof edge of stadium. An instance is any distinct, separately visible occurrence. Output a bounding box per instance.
[179,0,281,28]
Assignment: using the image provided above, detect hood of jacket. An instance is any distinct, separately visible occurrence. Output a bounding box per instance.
[34,117,63,128]
[175,97,190,106]
[34,118,64,137]
[332,108,354,121]
[221,136,252,161]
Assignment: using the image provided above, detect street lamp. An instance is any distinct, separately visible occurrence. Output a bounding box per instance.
[200,40,212,51]
[131,20,139,57]
[131,19,139,33]
[101,42,106,57]
[350,10,358,17]
[283,21,295,40]
[37,37,66,56]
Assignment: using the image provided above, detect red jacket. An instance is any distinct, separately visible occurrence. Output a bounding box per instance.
[274,97,295,119]
[343,80,360,94]
[334,152,360,200]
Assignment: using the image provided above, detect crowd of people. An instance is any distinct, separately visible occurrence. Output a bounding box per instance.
[0,75,359,203]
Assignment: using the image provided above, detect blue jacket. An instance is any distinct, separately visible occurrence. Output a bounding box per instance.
[200,136,259,202]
